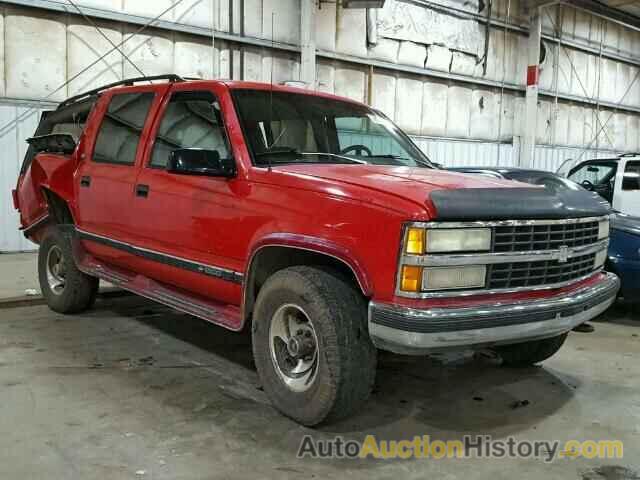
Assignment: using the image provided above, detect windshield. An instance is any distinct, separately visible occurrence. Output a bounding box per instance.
[568,161,617,186]
[232,89,434,168]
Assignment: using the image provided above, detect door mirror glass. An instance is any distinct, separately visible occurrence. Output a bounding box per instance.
[167,148,236,178]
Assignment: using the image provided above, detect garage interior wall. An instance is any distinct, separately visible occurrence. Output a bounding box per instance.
[0,0,636,251]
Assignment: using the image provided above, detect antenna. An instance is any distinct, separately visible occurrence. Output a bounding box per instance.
[266,11,275,172]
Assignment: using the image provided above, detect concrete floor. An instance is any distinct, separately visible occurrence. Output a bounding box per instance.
[0,296,638,480]
[0,252,40,298]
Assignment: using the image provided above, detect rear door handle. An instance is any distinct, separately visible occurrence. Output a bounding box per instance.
[135,184,149,198]
[80,176,91,188]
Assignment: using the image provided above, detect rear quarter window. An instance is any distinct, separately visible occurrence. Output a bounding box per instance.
[93,92,155,165]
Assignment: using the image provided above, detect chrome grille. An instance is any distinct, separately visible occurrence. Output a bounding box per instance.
[493,221,600,252]
[488,253,597,289]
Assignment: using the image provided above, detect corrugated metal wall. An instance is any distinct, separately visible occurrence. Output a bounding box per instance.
[411,135,621,172]
[0,102,50,253]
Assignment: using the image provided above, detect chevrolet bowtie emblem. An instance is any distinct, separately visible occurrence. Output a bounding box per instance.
[557,245,569,263]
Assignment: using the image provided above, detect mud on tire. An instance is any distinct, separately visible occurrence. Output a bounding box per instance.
[38,226,98,314]
[251,266,377,426]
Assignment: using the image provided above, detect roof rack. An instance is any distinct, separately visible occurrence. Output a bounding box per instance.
[619,152,640,158]
[58,74,187,109]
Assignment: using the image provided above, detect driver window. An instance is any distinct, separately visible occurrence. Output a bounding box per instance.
[149,91,230,168]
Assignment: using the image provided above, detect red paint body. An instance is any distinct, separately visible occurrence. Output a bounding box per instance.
[15,79,603,331]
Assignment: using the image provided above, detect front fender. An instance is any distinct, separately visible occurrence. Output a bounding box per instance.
[246,232,374,296]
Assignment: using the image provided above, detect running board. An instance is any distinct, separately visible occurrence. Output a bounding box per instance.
[72,241,242,331]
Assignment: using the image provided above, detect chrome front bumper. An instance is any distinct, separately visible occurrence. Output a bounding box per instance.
[369,272,620,355]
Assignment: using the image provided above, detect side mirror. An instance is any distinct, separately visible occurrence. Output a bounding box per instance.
[27,133,77,155]
[167,148,236,178]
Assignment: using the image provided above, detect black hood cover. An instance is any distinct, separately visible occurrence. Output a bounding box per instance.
[430,188,611,221]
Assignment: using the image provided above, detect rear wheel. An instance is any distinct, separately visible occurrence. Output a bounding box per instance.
[38,227,98,314]
[494,333,567,367]
[251,266,377,426]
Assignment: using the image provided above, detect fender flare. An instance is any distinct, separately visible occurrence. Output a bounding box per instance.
[242,233,374,323]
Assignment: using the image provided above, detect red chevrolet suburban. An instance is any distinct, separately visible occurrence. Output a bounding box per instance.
[13,75,619,426]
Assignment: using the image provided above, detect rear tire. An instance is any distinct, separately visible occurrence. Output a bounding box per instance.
[38,226,98,314]
[494,333,567,367]
[251,266,377,426]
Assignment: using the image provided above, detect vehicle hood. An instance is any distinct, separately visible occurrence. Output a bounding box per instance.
[275,164,517,200]
[275,164,612,220]
[612,212,640,236]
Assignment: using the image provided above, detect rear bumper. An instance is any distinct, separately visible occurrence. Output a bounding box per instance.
[368,272,620,355]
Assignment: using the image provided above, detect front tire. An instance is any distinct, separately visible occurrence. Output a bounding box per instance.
[251,266,377,426]
[494,333,567,367]
[38,226,99,314]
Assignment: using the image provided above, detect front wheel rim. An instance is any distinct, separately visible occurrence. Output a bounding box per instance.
[46,245,66,295]
[268,303,319,393]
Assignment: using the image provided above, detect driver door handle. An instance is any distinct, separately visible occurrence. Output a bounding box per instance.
[135,184,149,198]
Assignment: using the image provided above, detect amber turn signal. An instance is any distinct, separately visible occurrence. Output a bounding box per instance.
[400,265,422,292]
[405,227,425,254]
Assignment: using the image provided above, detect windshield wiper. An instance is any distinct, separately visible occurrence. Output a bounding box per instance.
[367,154,434,168]
[255,147,300,157]
[301,152,368,164]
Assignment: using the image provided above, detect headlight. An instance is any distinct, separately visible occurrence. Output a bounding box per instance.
[598,219,610,240]
[425,228,491,253]
[423,266,487,291]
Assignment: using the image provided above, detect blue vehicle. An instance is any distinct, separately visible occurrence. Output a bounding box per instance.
[449,167,640,303]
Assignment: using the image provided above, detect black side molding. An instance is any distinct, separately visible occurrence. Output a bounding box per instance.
[430,188,611,221]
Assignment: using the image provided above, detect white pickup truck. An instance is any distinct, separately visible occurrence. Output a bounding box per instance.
[558,154,640,215]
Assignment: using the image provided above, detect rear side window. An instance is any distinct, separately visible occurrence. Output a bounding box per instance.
[149,91,230,168]
[93,92,154,165]
[623,161,640,191]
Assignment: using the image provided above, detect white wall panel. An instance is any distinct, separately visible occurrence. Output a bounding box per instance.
[470,90,497,141]
[262,0,300,45]
[243,47,263,82]
[368,39,399,63]
[334,67,365,102]
[174,35,212,79]
[243,0,262,37]
[122,29,174,78]
[421,82,447,136]
[425,45,451,72]
[173,0,213,29]
[316,63,335,94]
[627,115,640,152]
[0,13,4,97]
[336,7,367,57]
[397,41,426,68]
[446,86,471,138]
[395,78,422,134]
[123,0,173,20]
[5,9,67,101]
[67,21,123,97]
[0,103,45,252]
[315,3,336,52]
[371,73,396,121]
